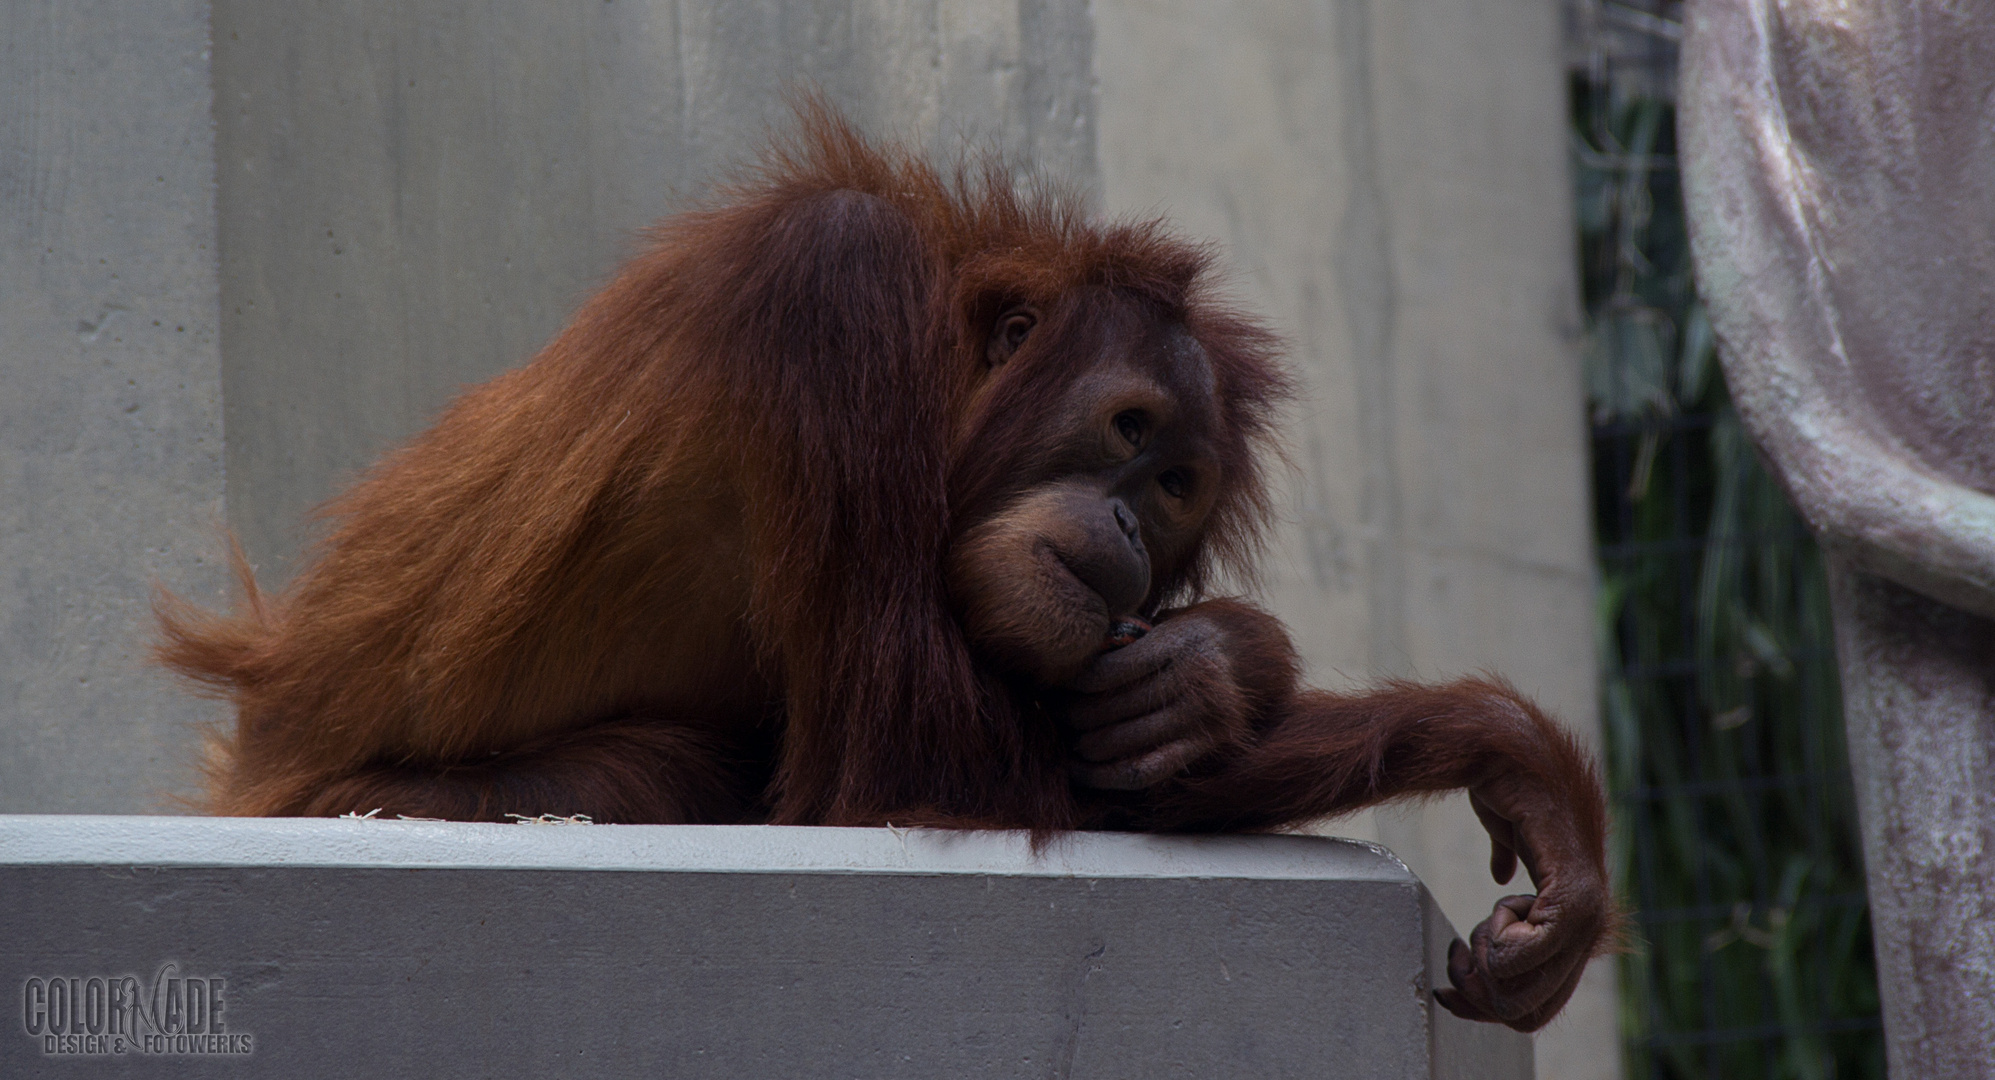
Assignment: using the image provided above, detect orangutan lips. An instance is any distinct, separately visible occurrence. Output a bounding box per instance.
[1102,617,1153,651]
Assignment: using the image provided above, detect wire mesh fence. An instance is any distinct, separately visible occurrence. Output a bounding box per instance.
[1565,3,1884,1076]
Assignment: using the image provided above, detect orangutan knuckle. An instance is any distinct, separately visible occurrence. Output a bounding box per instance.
[1111,766,1152,790]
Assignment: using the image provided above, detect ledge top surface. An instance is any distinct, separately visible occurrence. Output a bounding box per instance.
[0,815,1411,882]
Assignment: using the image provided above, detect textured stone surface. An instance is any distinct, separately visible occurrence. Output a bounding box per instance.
[0,819,1530,1079]
[0,0,229,813]
[1682,1,1995,1073]
[1828,568,1995,1075]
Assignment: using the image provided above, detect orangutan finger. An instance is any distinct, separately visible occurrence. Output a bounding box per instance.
[1068,632,1177,694]
[1469,792,1520,885]
[1065,671,1180,731]
[1069,737,1210,790]
[1072,709,1196,763]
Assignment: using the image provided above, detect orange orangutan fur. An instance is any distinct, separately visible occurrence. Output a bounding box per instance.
[156,105,1611,1030]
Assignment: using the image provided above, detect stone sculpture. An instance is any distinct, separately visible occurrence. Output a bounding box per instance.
[1682,1,1995,1073]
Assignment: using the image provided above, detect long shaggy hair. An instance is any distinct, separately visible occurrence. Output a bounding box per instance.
[156,100,1291,828]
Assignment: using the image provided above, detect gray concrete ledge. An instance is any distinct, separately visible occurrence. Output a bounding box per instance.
[0,818,1528,1078]
[0,815,1414,876]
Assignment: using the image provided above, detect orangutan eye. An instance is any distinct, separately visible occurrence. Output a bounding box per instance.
[1158,469,1189,499]
[1114,411,1144,447]
[988,309,1037,366]
[1001,313,1035,348]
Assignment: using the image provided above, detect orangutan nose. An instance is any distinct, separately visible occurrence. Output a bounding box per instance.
[1111,498,1143,549]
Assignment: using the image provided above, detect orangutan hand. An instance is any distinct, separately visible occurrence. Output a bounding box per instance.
[1433,773,1612,1032]
[1060,606,1254,791]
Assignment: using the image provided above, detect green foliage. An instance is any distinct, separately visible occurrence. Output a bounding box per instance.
[1573,69,1884,1079]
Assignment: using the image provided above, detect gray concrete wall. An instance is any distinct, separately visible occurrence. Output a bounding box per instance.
[1089,4,1615,1077]
[0,819,1529,1079]
[0,0,228,812]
